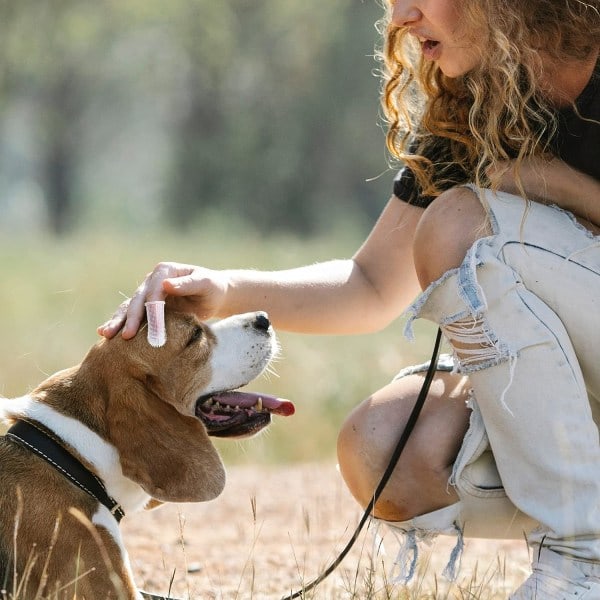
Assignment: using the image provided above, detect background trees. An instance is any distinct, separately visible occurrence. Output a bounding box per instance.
[0,0,394,236]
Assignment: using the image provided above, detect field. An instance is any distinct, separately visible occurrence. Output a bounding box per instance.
[0,225,530,598]
[120,462,529,599]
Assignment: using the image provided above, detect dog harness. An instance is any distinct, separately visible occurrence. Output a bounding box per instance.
[5,419,125,523]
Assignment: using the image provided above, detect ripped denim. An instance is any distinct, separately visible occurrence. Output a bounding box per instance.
[380,186,600,581]
[376,355,535,583]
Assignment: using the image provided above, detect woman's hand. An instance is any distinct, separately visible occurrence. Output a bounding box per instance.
[98,262,229,339]
[487,157,600,230]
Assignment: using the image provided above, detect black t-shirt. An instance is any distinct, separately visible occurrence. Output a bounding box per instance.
[393,60,600,207]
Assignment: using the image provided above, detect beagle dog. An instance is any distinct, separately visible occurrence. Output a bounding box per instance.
[0,310,294,600]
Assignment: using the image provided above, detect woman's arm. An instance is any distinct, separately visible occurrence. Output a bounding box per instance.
[99,198,424,338]
[488,158,600,229]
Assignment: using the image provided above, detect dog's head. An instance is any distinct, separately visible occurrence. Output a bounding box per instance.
[80,310,293,504]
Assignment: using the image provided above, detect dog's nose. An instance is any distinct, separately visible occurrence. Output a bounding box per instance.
[253,312,271,331]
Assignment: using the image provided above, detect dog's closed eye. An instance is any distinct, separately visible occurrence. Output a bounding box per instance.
[187,326,203,347]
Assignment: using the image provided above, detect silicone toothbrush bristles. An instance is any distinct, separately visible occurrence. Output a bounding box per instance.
[145,301,166,347]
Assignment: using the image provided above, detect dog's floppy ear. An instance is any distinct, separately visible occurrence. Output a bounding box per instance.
[107,384,225,503]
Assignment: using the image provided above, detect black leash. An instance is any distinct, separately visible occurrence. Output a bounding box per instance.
[282,328,443,600]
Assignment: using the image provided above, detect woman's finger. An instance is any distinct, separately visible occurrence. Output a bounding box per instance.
[97,298,131,338]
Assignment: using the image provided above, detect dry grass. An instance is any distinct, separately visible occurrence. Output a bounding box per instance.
[120,462,530,599]
[2,462,530,599]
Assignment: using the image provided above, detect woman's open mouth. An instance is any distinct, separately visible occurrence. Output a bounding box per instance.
[421,39,441,60]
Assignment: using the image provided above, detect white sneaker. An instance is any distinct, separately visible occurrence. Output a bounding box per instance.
[510,548,600,599]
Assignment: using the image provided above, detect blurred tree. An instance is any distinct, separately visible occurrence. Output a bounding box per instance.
[0,0,391,236]
[166,0,388,233]
[0,1,119,233]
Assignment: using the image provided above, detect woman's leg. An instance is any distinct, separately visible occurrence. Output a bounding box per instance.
[337,370,471,522]
[338,355,536,583]
[411,185,600,597]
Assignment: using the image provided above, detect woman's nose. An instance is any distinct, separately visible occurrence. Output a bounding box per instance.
[390,0,421,27]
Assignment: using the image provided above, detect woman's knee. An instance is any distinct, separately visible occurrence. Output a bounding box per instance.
[337,373,471,522]
[413,187,491,289]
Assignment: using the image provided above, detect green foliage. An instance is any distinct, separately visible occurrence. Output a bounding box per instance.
[0,225,438,464]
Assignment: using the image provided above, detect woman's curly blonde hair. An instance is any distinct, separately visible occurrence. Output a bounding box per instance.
[380,0,600,198]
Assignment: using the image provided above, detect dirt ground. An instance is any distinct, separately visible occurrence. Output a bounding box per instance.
[122,462,530,600]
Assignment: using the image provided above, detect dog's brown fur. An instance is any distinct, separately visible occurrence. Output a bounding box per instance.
[0,311,272,599]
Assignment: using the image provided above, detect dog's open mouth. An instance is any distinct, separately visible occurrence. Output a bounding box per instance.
[196,391,295,438]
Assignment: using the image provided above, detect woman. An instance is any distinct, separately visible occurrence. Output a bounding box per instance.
[100,0,600,596]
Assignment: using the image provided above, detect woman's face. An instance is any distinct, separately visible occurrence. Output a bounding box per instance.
[390,0,483,77]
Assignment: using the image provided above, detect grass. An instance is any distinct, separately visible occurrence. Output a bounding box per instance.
[2,528,524,600]
[119,462,529,599]
[0,220,438,463]
[2,464,528,599]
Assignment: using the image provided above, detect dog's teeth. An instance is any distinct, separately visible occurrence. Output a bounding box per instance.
[205,398,214,407]
[214,401,222,409]
[256,397,263,412]
[234,406,241,411]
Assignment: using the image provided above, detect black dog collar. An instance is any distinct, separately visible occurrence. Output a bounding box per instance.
[6,419,125,523]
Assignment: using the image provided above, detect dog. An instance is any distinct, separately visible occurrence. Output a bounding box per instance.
[0,310,294,599]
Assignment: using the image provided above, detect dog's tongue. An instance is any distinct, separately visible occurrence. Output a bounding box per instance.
[213,391,295,416]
